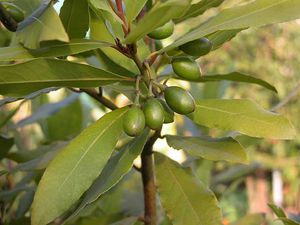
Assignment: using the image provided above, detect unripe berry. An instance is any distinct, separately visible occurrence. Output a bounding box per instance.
[179,37,213,57]
[123,107,145,137]
[143,98,164,130]
[172,56,201,81]
[148,20,174,40]
[164,86,195,115]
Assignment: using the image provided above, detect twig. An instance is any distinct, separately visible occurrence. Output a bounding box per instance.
[81,88,118,110]
[69,88,118,110]
[108,0,128,35]
[271,81,300,112]
[0,3,18,32]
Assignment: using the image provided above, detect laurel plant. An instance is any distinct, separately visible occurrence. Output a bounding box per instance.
[0,0,299,225]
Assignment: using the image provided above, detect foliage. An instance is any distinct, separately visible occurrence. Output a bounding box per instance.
[0,0,299,225]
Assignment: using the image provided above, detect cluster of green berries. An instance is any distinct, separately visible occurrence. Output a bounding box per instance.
[123,20,213,137]
[149,20,213,81]
[123,86,195,137]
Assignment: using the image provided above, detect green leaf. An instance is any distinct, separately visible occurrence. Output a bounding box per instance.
[206,29,244,51]
[6,218,31,225]
[15,94,79,128]
[0,88,58,106]
[0,136,14,160]
[76,214,123,225]
[212,163,260,185]
[277,218,300,225]
[160,0,300,53]
[166,135,248,164]
[89,9,139,74]
[17,1,69,49]
[16,188,35,219]
[89,0,123,39]
[175,0,225,23]
[176,72,277,93]
[6,141,67,163]
[45,95,83,141]
[125,0,147,23]
[88,0,122,24]
[155,153,223,225]
[0,59,133,97]
[67,129,149,220]
[31,107,128,225]
[124,0,191,44]
[60,0,89,39]
[12,0,42,17]
[11,146,63,172]
[232,213,265,225]
[110,217,139,225]
[0,39,111,61]
[0,103,23,128]
[268,203,287,218]
[93,50,136,77]
[0,186,31,202]
[189,99,295,139]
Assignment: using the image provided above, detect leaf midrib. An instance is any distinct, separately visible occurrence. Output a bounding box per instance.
[0,77,131,84]
[0,41,110,58]
[196,104,274,127]
[189,0,287,36]
[164,160,201,224]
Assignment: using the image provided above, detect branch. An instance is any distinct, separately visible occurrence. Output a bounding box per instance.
[69,88,118,110]
[141,130,160,225]
[0,3,18,32]
[81,88,118,110]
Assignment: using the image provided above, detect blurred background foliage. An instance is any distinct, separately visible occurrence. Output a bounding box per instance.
[0,0,300,224]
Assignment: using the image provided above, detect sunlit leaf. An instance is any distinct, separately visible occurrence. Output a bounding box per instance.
[60,0,89,38]
[125,0,147,23]
[206,29,244,50]
[0,40,111,61]
[189,99,295,139]
[0,59,133,97]
[175,0,225,23]
[166,135,248,164]
[124,0,191,44]
[161,0,300,52]
[155,153,222,225]
[67,129,149,220]
[31,107,128,225]
[176,72,277,92]
[17,1,69,49]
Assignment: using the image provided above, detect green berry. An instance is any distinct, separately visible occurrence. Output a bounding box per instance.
[2,2,25,22]
[123,107,145,137]
[158,99,174,124]
[179,37,213,57]
[143,98,164,130]
[172,56,201,81]
[155,40,163,51]
[148,20,174,40]
[164,86,195,115]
